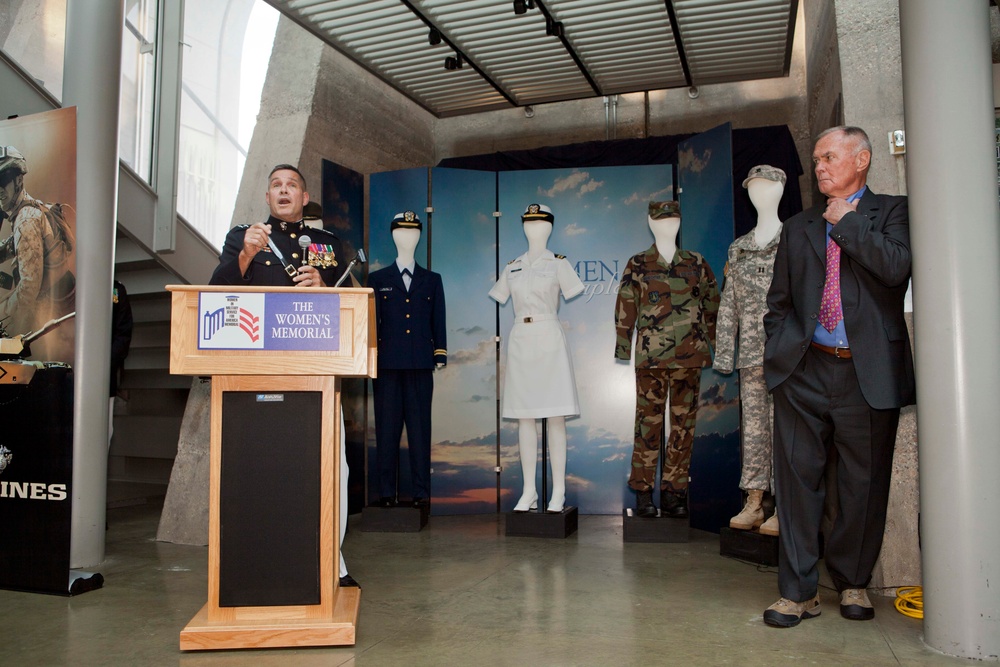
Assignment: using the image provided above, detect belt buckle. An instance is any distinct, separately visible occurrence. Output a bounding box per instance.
[834,346,849,358]
[523,317,533,324]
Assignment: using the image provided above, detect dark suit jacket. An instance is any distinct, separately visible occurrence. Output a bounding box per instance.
[369,263,447,369]
[763,189,915,410]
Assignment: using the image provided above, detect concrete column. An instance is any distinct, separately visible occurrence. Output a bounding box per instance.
[62,0,124,568]
[900,1,1000,659]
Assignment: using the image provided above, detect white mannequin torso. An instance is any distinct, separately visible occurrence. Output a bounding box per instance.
[746,179,783,247]
[648,216,680,261]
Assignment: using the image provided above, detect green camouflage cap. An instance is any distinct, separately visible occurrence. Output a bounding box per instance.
[648,200,681,220]
[742,164,786,188]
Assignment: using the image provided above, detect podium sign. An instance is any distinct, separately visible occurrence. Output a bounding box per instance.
[168,286,375,650]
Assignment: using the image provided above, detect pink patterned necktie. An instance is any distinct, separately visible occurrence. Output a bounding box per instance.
[818,237,842,332]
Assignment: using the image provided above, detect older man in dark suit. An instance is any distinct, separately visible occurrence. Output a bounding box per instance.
[761,126,915,627]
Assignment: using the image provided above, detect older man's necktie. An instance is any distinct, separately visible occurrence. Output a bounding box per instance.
[818,238,842,331]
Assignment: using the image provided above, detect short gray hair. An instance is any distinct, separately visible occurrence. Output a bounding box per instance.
[817,126,872,156]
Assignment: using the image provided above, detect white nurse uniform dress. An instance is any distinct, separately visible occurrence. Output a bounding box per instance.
[489,250,585,419]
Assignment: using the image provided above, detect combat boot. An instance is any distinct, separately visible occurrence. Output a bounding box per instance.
[759,508,780,536]
[729,489,765,530]
[635,490,657,518]
[661,489,688,518]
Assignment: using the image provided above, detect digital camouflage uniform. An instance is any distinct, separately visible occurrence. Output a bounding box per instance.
[714,229,780,492]
[615,245,720,493]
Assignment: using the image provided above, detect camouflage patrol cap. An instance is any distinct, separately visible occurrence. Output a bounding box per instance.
[648,200,681,220]
[522,203,554,223]
[741,164,786,189]
[391,210,422,231]
[0,146,27,178]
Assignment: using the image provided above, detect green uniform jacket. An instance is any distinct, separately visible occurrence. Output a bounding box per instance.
[614,245,720,369]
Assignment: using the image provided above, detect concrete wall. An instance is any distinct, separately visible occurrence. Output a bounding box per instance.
[803,0,843,208]
[230,17,436,227]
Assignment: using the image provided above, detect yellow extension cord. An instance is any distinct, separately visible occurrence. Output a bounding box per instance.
[895,586,923,619]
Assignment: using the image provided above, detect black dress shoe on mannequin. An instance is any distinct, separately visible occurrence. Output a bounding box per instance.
[377,497,396,508]
[661,489,688,518]
[636,490,657,518]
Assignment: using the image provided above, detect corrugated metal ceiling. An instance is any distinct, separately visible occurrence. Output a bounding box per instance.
[268,0,798,117]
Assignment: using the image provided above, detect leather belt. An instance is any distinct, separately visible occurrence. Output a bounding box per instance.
[810,342,852,359]
[518,314,558,324]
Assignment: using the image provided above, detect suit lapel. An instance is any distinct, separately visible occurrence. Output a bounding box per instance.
[806,206,827,261]
[409,264,427,293]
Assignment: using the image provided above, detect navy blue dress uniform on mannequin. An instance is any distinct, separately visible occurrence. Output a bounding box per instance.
[369,213,446,505]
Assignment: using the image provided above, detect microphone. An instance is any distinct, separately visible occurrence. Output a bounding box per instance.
[298,235,311,266]
[334,248,368,288]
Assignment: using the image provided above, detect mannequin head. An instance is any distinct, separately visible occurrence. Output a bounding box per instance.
[647,200,681,256]
[521,203,554,255]
[392,228,420,256]
[390,210,422,263]
[746,178,784,213]
[742,165,785,215]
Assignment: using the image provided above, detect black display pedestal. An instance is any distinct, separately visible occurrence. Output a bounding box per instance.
[506,506,578,538]
[361,504,429,532]
[622,508,689,543]
[719,527,779,566]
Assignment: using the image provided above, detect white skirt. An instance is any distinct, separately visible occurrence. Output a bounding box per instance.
[502,317,580,419]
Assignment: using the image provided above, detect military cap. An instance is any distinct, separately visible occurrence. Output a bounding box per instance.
[0,146,27,178]
[303,201,323,221]
[648,200,681,220]
[741,164,786,189]
[391,210,422,231]
[521,203,554,223]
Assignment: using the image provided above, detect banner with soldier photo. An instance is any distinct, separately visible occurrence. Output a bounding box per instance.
[0,107,77,594]
[0,107,77,363]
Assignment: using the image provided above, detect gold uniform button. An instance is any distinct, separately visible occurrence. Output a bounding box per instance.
[405,314,410,318]
[406,298,410,303]
[292,253,299,259]
[406,329,411,334]
[291,233,297,239]
[265,260,271,266]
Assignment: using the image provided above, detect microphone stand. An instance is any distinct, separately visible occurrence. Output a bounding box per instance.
[334,249,367,288]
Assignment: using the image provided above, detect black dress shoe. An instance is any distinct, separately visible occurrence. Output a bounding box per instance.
[661,490,688,518]
[377,497,396,508]
[412,497,430,508]
[635,490,657,518]
[339,574,360,588]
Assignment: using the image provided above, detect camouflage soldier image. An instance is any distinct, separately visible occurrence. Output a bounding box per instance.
[615,200,719,518]
[714,165,786,536]
[0,146,75,353]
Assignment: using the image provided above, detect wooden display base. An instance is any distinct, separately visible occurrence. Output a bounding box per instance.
[180,587,361,650]
[719,526,778,566]
[361,504,430,532]
[506,506,578,538]
[622,508,689,543]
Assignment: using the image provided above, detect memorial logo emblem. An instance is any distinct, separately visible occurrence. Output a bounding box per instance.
[0,445,11,475]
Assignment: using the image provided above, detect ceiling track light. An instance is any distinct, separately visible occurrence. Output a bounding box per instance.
[545,18,564,37]
[513,0,534,15]
[428,28,441,46]
[444,54,463,71]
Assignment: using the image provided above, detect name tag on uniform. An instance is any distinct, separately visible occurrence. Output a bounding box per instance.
[379,287,393,292]
[511,268,522,273]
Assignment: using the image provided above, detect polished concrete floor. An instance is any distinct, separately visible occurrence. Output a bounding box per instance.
[0,501,966,666]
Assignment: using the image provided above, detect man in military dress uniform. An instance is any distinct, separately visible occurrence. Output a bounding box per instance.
[615,201,720,518]
[209,164,358,587]
[368,211,446,508]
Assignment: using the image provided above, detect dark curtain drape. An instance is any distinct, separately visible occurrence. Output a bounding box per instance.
[437,125,805,239]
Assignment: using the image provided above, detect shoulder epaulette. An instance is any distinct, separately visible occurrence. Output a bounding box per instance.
[507,258,517,265]
[555,254,566,259]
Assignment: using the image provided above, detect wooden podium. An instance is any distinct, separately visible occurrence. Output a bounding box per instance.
[167,285,376,651]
